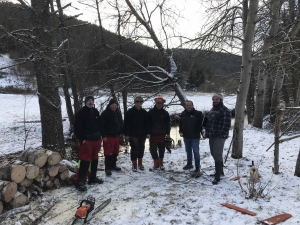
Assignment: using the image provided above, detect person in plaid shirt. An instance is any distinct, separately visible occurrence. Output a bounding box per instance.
[203,93,231,185]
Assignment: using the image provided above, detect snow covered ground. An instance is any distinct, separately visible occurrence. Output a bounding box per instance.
[1,92,300,224]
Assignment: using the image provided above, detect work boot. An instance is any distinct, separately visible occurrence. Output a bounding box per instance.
[183,164,193,170]
[75,160,89,191]
[88,159,104,184]
[212,161,222,185]
[138,158,145,170]
[159,158,165,171]
[112,154,122,171]
[105,155,113,176]
[191,167,201,178]
[132,160,137,172]
[105,169,112,176]
[149,159,160,171]
[210,161,225,176]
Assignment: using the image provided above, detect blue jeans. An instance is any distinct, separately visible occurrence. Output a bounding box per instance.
[184,138,200,168]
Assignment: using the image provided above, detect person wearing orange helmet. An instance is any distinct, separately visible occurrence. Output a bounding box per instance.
[147,95,170,171]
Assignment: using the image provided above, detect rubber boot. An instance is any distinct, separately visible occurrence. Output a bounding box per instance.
[138,158,144,170]
[212,161,222,185]
[76,160,89,191]
[149,159,160,171]
[88,159,104,184]
[159,158,165,171]
[112,154,121,171]
[132,160,137,172]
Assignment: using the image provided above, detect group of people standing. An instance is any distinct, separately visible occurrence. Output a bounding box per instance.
[73,93,231,191]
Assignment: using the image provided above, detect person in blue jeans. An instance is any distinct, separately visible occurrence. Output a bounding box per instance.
[179,100,203,177]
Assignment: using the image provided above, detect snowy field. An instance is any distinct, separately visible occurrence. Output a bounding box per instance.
[1,92,300,224]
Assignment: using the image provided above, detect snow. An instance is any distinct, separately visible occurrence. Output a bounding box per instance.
[1,92,300,225]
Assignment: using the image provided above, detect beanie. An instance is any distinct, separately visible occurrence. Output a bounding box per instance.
[108,98,118,106]
[84,95,94,105]
[212,93,224,101]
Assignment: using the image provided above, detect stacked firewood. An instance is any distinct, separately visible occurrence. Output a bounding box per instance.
[0,148,77,214]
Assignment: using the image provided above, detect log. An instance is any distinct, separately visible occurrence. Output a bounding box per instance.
[47,165,59,177]
[0,201,3,215]
[66,171,76,186]
[0,204,30,218]
[57,161,69,172]
[22,163,39,180]
[17,185,26,193]
[58,169,69,181]
[53,178,60,189]
[19,148,48,167]
[45,181,53,189]
[9,191,29,209]
[46,150,61,166]
[35,168,46,182]
[19,178,33,187]
[0,161,26,183]
[59,159,78,173]
[43,175,50,182]
[0,181,17,203]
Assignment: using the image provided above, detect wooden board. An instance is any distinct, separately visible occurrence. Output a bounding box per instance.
[261,213,292,225]
[230,175,246,181]
[221,203,257,216]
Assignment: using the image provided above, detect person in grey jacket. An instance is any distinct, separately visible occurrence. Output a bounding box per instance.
[179,100,203,177]
[203,93,231,185]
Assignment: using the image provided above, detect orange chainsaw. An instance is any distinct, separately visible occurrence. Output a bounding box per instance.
[71,196,111,224]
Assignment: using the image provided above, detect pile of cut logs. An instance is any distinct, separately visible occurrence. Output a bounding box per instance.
[0,148,77,214]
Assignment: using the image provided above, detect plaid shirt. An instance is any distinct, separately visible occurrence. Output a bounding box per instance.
[203,103,231,139]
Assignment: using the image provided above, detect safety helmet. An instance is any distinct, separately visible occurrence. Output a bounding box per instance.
[154,95,165,103]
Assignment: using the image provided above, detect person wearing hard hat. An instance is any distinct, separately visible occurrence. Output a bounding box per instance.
[124,96,148,172]
[147,95,170,171]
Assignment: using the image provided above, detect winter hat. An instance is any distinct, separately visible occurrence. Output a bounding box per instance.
[108,98,118,106]
[84,95,94,105]
[134,96,144,102]
[212,93,223,101]
[155,95,166,103]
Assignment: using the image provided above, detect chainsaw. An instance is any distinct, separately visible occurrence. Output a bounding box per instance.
[71,196,111,224]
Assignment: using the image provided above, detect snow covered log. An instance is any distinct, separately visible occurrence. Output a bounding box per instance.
[0,204,30,219]
[22,163,39,180]
[19,178,33,188]
[46,150,61,166]
[59,159,78,173]
[0,181,17,203]
[19,148,48,167]
[9,191,29,209]
[0,161,26,183]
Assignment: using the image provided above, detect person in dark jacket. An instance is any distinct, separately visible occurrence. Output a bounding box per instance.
[124,96,148,172]
[101,99,123,176]
[74,96,103,192]
[147,96,170,171]
[179,100,203,177]
[203,93,231,185]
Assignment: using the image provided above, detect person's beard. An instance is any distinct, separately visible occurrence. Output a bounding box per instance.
[87,103,93,108]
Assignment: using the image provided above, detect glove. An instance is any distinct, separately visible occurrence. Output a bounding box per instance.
[166,134,170,139]
[146,134,150,139]
[125,136,130,142]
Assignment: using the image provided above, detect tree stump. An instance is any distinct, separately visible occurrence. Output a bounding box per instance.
[46,150,61,166]
[9,191,29,209]
[0,181,17,203]
[0,161,26,183]
[19,148,48,167]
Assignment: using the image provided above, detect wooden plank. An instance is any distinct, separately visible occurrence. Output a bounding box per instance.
[260,213,292,225]
[221,203,257,216]
[230,175,246,181]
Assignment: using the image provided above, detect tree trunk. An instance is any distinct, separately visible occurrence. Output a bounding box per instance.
[295,148,300,176]
[231,0,259,159]
[20,148,48,168]
[30,0,65,155]
[274,107,283,174]
[246,68,255,124]
[0,181,17,203]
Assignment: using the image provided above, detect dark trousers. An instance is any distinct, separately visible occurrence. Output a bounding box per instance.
[130,136,146,161]
[150,135,165,159]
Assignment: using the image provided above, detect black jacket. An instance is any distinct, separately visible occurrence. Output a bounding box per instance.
[179,108,203,139]
[101,107,123,138]
[74,106,101,142]
[147,106,170,136]
[124,106,148,137]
